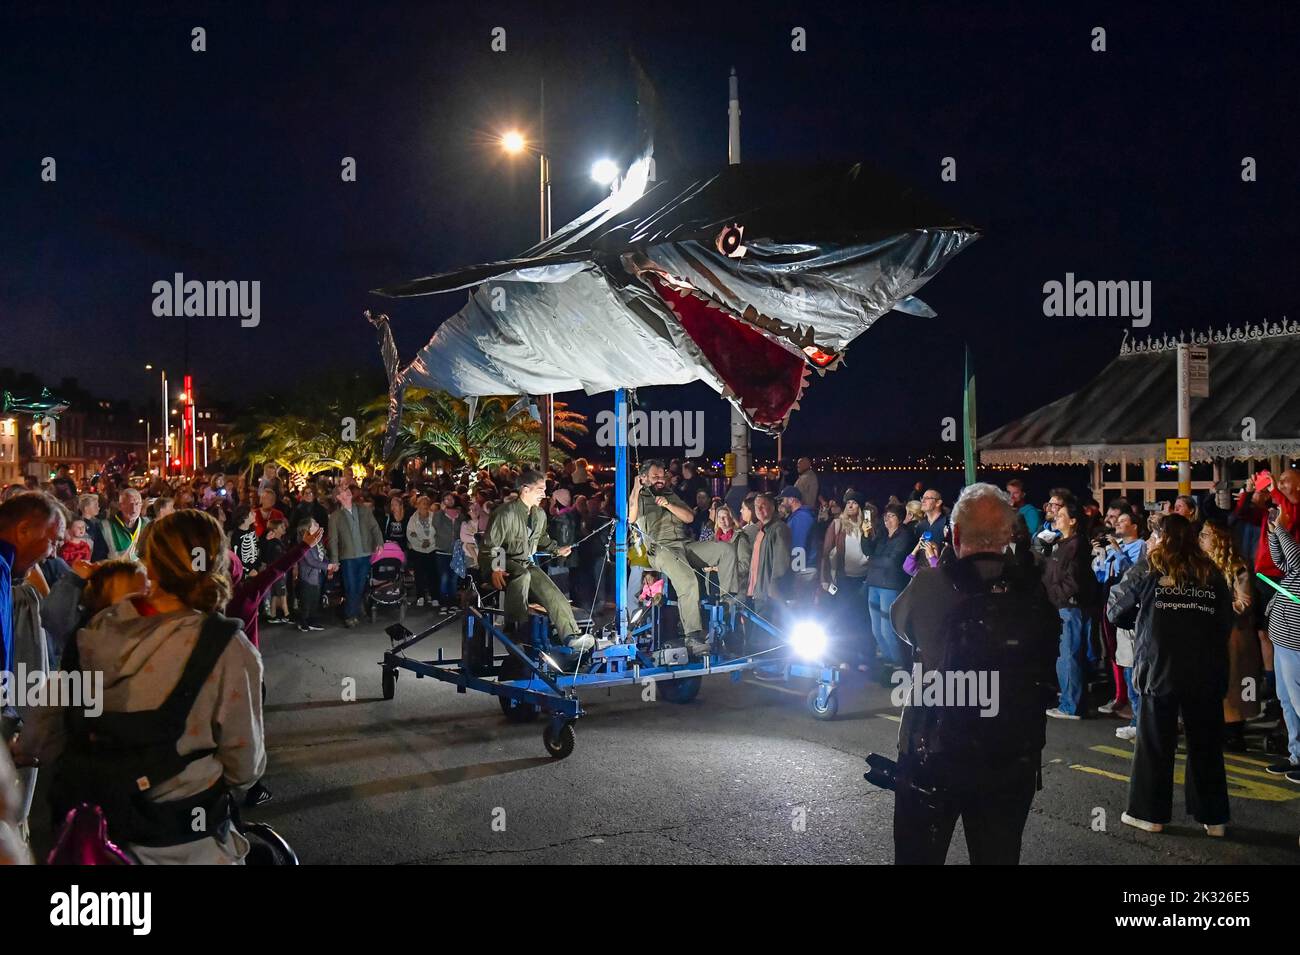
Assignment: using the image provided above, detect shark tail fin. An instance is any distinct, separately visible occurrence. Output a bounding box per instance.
[365,309,407,460]
[891,295,937,318]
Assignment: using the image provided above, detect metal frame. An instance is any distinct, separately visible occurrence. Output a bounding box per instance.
[377,385,841,759]
[380,598,841,759]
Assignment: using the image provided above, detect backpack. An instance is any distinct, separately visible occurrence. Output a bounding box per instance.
[910,558,1059,765]
[48,613,242,848]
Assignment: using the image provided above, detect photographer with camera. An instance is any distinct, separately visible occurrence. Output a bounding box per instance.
[877,484,1059,864]
[1092,508,1146,724]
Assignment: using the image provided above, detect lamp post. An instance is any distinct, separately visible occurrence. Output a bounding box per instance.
[500,121,554,471]
[146,364,169,476]
[138,418,150,475]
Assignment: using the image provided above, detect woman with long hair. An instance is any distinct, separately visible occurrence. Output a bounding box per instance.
[382,494,409,552]
[821,492,873,669]
[863,503,915,677]
[1199,521,1262,749]
[708,504,738,543]
[1108,513,1232,836]
[27,509,265,862]
[1044,499,1101,719]
[734,493,760,595]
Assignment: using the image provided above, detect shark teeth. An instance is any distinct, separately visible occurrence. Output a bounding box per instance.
[646,268,829,362]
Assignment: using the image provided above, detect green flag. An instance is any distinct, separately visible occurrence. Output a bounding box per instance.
[963,345,977,485]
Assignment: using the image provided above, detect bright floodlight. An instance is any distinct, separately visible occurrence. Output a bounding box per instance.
[591,158,619,186]
[501,130,526,154]
[789,620,829,660]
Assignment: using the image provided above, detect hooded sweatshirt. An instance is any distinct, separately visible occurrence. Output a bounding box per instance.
[24,598,265,861]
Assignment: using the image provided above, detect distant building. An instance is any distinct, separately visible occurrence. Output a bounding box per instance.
[1,371,147,485]
[979,321,1300,505]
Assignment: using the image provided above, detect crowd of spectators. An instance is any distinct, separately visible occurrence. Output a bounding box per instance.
[3,452,1299,859]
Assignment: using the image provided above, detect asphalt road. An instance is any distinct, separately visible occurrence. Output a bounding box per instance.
[250,609,1300,865]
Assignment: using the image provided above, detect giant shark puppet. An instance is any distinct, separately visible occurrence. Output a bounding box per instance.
[368,104,979,456]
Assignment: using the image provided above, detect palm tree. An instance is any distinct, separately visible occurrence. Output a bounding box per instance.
[225,369,388,481]
[362,389,586,474]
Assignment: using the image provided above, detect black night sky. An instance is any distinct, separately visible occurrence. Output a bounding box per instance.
[3,2,1296,457]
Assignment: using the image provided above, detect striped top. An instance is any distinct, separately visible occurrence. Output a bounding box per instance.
[1266,527,1300,652]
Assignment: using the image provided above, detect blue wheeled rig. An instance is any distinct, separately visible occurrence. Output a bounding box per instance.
[377,392,842,760]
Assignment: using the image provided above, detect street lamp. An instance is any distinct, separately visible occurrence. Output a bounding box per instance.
[591,158,619,189]
[138,418,150,475]
[500,121,553,468]
[500,130,526,155]
[498,129,550,243]
[146,364,168,476]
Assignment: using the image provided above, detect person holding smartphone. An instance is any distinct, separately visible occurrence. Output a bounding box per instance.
[904,530,941,576]
[1234,468,1300,722]
[1265,506,1300,782]
[820,493,873,669]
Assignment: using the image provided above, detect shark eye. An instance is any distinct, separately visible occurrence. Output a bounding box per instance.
[715,223,746,258]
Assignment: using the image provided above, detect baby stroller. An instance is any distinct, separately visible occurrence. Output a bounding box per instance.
[367,542,407,624]
[47,802,300,865]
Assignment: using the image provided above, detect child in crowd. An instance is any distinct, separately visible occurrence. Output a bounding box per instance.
[59,518,93,565]
[231,506,260,578]
[296,519,329,631]
[82,559,150,617]
[261,518,291,624]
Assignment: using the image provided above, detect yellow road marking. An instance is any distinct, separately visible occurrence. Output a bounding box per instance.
[1091,745,1277,781]
[1223,751,1273,768]
[1070,764,1130,782]
[1076,745,1299,802]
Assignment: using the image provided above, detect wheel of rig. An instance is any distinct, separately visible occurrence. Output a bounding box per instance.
[382,666,397,700]
[542,721,576,760]
[807,686,838,721]
[499,696,539,723]
[660,676,703,704]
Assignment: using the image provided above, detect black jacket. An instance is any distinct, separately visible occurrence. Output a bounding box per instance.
[864,525,915,591]
[891,553,1060,763]
[1042,535,1100,611]
[1107,561,1232,699]
[546,508,580,568]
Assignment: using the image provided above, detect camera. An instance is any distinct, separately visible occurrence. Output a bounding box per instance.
[863,752,898,792]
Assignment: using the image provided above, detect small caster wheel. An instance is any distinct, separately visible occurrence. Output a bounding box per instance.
[807,686,838,721]
[543,721,576,760]
[499,696,539,723]
[382,667,397,700]
[660,676,702,704]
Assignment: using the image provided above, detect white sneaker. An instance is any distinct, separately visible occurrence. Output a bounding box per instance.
[1121,812,1164,833]
[1098,699,1119,715]
[1046,707,1082,721]
[1115,725,1137,741]
[1203,824,1226,838]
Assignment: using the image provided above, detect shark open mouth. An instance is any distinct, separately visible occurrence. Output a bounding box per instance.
[645,273,812,429]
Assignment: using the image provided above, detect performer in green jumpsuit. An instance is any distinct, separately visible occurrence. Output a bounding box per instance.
[481,469,593,652]
[628,459,738,657]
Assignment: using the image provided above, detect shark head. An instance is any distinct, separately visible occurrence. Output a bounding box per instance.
[373,160,977,435]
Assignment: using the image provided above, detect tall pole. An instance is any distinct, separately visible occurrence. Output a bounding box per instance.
[1176,343,1192,496]
[538,78,553,474]
[727,67,751,493]
[161,370,169,476]
[614,388,628,639]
